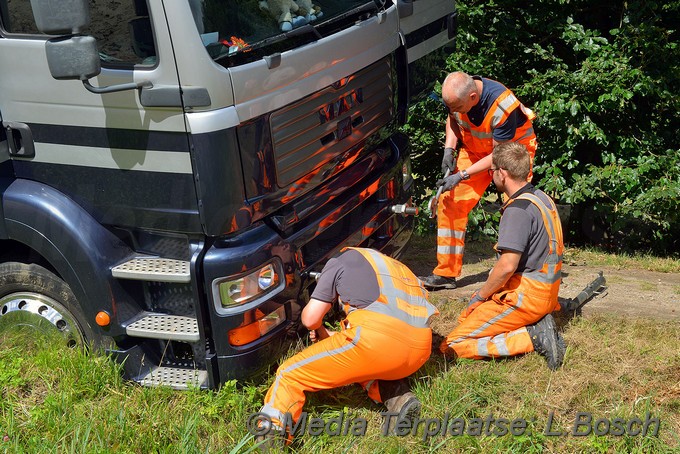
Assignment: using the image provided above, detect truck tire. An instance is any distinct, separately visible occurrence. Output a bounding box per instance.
[0,262,98,348]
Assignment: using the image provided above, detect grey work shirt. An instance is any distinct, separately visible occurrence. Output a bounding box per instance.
[311,249,380,309]
[497,184,554,273]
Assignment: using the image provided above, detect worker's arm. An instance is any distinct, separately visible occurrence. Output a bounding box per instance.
[444,114,461,149]
[301,297,334,341]
[476,250,521,300]
[462,153,493,177]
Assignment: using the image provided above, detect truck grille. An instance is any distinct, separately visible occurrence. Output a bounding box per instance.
[270,57,393,187]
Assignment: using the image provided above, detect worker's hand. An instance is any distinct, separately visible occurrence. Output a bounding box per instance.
[436,172,464,192]
[309,326,336,343]
[441,147,457,174]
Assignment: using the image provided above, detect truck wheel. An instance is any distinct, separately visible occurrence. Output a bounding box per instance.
[0,262,96,348]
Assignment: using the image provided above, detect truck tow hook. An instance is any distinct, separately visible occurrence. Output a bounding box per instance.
[390,204,419,216]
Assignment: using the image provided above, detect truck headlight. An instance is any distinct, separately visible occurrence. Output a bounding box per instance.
[214,262,284,310]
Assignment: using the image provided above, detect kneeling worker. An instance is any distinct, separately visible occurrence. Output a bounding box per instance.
[440,142,566,370]
[258,247,438,445]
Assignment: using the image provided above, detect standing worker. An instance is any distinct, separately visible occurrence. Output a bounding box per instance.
[421,71,538,289]
[440,142,565,370]
[256,247,438,446]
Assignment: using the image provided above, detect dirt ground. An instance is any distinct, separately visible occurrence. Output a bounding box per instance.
[402,235,680,323]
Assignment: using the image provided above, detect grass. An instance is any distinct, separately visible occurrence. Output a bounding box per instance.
[1,243,680,453]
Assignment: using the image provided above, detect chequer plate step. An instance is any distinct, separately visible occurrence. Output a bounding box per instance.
[112,258,190,283]
[137,366,207,390]
[126,314,199,342]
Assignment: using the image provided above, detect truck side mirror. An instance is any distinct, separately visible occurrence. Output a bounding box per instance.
[30,0,90,35]
[45,36,101,81]
[30,0,152,94]
[31,0,102,81]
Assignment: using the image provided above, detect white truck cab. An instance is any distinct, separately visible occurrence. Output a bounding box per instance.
[0,0,455,389]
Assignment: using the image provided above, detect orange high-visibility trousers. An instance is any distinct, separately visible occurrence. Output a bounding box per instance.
[434,146,536,278]
[439,279,558,359]
[435,148,492,277]
[260,310,432,430]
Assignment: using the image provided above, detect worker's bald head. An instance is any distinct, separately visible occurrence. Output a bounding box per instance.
[441,71,479,114]
[442,71,476,104]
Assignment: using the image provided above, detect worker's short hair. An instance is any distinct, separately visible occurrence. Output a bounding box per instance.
[492,142,531,181]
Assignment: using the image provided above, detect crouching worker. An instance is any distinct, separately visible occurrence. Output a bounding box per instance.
[257,247,438,447]
[440,142,566,370]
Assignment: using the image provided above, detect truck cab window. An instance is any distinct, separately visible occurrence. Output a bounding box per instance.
[91,0,158,66]
[1,0,157,66]
[192,0,370,66]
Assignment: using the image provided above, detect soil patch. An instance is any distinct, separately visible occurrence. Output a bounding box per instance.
[403,235,680,322]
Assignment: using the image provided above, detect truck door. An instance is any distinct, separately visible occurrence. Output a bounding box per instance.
[396,0,457,102]
[0,108,14,185]
[0,0,200,232]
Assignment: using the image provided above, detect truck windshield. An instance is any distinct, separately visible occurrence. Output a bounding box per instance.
[191,0,379,66]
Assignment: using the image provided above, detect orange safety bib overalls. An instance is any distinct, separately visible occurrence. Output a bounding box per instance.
[260,247,438,434]
[440,191,563,359]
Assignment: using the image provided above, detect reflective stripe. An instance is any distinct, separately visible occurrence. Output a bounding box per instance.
[265,327,363,410]
[348,248,437,328]
[463,322,527,358]
[522,269,561,284]
[492,336,510,356]
[364,379,375,392]
[438,228,465,239]
[497,93,519,113]
[467,129,494,140]
[520,104,537,121]
[515,126,535,143]
[261,404,286,423]
[450,294,524,345]
[437,245,464,255]
[490,94,519,129]
[477,338,489,357]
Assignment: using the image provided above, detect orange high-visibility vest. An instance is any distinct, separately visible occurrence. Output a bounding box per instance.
[342,248,439,328]
[453,88,537,156]
[499,191,564,308]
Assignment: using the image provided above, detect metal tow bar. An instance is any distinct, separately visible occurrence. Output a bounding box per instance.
[561,271,608,313]
[428,168,450,219]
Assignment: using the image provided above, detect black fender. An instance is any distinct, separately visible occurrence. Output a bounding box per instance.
[2,178,133,336]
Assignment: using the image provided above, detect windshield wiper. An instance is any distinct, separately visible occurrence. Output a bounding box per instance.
[218,2,380,66]
[331,1,380,24]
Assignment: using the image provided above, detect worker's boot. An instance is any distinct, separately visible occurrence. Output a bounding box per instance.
[254,428,285,453]
[419,274,456,290]
[441,345,458,363]
[379,379,422,435]
[254,416,287,452]
[526,314,566,371]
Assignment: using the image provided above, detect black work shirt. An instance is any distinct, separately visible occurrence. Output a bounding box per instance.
[311,249,380,309]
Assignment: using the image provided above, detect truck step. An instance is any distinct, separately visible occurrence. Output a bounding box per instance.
[112,258,191,283]
[137,366,208,390]
[126,314,200,342]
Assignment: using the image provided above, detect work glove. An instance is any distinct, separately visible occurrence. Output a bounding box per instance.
[436,172,463,192]
[441,147,457,174]
[467,290,485,307]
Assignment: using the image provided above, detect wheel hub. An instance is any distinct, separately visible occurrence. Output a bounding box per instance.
[0,291,83,347]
